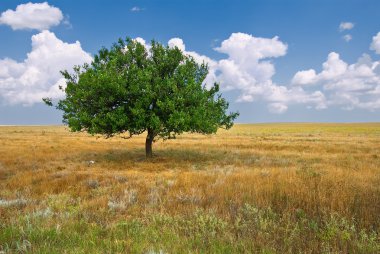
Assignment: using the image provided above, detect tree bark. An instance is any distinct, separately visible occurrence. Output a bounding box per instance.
[145,129,154,158]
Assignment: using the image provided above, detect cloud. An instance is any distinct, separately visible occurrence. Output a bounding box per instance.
[130,6,144,12]
[370,32,380,55]
[169,33,327,113]
[212,33,287,94]
[292,43,380,111]
[343,34,352,42]
[168,38,186,51]
[320,52,348,79]
[292,69,317,85]
[169,33,326,113]
[0,2,63,31]
[210,33,326,112]
[215,32,287,60]
[166,31,380,113]
[0,30,92,105]
[134,37,147,46]
[339,22,354,32]
[268,103,288,114]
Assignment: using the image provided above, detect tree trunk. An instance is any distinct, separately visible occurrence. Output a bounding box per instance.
[145,129,154,158]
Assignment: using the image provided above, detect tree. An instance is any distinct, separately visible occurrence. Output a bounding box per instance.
[44,38,239,157]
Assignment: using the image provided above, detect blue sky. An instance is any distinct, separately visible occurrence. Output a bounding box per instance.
[1,0,380,124]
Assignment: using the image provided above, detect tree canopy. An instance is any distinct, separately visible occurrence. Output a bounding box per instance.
[45,38,239,157]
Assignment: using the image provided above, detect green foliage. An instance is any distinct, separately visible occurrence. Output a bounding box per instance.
[47,37,238,141]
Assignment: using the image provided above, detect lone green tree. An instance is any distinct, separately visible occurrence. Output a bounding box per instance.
[45,38,239,157]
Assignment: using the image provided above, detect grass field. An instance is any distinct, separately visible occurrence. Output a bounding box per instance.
[1,123,380,253]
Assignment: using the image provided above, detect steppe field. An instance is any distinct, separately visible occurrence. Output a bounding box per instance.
[1,123,380,253]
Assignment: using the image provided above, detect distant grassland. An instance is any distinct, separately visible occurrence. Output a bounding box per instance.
[1,123,380,253]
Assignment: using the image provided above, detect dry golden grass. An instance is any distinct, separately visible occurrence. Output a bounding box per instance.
[1,123,380,252]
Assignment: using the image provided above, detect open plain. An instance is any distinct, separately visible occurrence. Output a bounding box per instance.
[1,123,380,253]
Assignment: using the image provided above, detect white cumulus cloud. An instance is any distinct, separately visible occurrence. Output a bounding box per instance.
[339,22,354,32]
[320,52,348,80]
[215,32,287,61]
[0,30,92,105]
[0,2,63,31]
[168,38,186,51]
[166,33,327,113]
[177,30,380,113]
[268,103,288,114]
[210,33,326,112]
[291,42,380,111]
[213,33,286,95]
[292,69,317,85]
